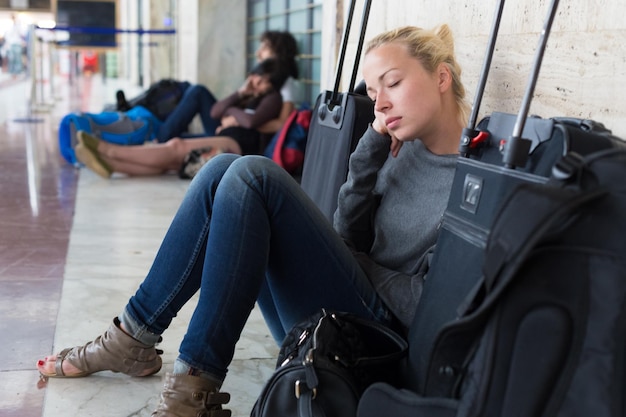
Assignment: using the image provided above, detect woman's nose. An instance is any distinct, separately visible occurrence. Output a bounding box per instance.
[374,94,389,112]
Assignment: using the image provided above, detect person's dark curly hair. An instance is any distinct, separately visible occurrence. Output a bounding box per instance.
[260,30,299,79]
[250,58,289,92]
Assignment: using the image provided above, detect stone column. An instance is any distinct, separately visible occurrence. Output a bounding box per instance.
[176,0,246,97]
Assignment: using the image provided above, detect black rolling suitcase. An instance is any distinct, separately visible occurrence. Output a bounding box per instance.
[357,0,625,415]
[300,0,374,221]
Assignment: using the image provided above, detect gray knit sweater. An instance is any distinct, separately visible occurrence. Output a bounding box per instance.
[334,126,457,328]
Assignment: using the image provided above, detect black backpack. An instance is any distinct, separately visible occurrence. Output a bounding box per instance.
[115,78,191,121]
[358,148,626,417]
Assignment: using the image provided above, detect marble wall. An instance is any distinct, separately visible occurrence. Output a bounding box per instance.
[330,0,626,138]
[174,0,246,99]
[197,0,247,99]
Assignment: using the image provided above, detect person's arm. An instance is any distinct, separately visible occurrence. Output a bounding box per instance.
[256,100,296,134]
[352,250,430,328]
[336,130,431,328]
[210,91,242,120]
[333,125,392,253]
[257,77,300,134]
[222,91,283,129]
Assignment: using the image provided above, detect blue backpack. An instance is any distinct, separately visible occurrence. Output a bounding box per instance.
[59,105,162,165]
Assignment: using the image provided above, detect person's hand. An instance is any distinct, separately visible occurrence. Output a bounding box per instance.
[372,116,388,136]
[390,135,403,158]
[238,76,255,98]
[373,115,403,158]
[216,115,239,133]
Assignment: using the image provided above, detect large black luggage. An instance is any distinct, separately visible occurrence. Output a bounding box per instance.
[358,0,626,415]
[300,0,374,221]
[407,112,621,394]
[425,147,626,417]
[359,147,626,417]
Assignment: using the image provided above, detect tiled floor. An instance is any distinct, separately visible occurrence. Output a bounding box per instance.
[0,72,277,417]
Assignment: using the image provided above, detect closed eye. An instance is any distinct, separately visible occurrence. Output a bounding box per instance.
[366,87,377,102]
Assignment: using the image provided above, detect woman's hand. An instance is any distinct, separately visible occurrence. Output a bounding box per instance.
[373,115,403,158]
[389,135,403,158]
[216,115,239,133]
[237,76,255,98]
[372,117,388,136]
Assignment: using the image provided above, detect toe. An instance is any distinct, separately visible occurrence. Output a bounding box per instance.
[36,353,83,377]
[36,357,56,376]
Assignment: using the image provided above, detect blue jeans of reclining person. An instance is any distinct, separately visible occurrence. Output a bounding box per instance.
[155,84,220,142]
[119,154,394,381]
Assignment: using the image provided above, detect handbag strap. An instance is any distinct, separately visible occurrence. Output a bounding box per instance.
[298,389,327,417]
[272,109,299,166]
[297,354,328,417]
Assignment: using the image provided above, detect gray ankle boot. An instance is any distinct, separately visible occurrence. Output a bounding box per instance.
[151,373,231,417]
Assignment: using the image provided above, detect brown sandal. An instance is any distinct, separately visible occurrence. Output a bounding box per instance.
[39,317,162,378]
[151,373,231,417]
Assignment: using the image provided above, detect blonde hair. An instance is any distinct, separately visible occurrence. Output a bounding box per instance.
[365,25,470,126]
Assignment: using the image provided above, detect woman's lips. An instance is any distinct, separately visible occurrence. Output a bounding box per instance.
[385,116,401,130]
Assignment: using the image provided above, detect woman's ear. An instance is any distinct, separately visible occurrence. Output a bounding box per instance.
[437,63,452,93]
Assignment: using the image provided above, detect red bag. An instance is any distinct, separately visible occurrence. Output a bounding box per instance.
[265,108,312,174]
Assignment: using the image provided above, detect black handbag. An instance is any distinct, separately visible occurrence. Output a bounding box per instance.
[250,309,408,417]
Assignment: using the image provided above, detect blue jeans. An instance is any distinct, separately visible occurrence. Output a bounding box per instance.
[155,84,219,142]
[121,154,393,380]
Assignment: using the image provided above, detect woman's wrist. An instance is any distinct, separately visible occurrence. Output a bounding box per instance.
[372,118,389,136]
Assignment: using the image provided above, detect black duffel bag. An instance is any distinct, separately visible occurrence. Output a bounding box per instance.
[250,309,408,417]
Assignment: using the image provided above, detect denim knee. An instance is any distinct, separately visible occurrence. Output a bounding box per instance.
[188,153,241,189]
[225,155,285,183]
[185,84,207,98]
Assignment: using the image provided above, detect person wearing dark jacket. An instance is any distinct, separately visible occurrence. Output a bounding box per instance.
[155,30,301,143]
[74,58,286,178]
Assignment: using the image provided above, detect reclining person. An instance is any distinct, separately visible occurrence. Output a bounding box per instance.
[75,58,287,178]
[154,30,301,142]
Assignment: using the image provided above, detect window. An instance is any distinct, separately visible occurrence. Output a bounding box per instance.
[247,0,322,106]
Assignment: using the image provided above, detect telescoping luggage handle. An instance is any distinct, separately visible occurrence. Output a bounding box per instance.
[317,0,372,129]
[459,0,560,168]
[333,0,372,100]
[502,0,560,169]
[459,0,506,156]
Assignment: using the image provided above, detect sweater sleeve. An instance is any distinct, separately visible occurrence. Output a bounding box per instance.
[333,125,391,253]
[352,249,431,328]
[210,91,241,120]
[335,131,434,328]
[223,91,283,129]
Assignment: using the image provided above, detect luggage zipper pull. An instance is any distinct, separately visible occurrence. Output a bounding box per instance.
[459,128,490,157]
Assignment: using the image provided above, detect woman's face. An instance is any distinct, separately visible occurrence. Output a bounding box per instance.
[249,73,273,95]
[255,40,275,62]
[363,42,447,142]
